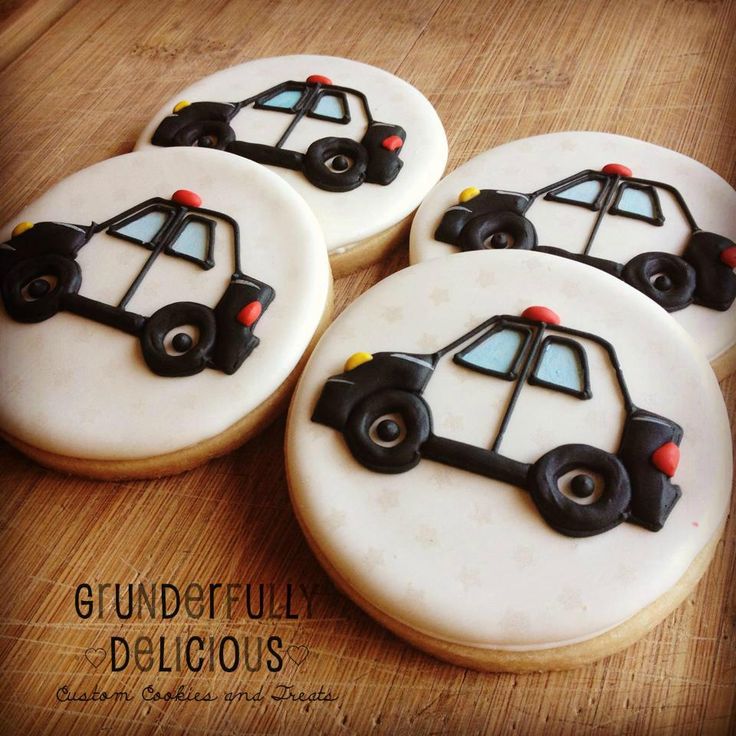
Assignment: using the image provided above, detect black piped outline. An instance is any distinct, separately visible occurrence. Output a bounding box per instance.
[434,166,736,312]
[151,77,405,191]
[544,172,608,212]
[609,181,665,226]
[528,335,592,400]
[165,214,216,270]
[0,195,275,378]
[311,311,684,537]
[453,324,532,381]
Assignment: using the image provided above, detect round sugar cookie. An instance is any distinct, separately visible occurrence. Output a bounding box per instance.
[0,148,332,479]
[286,251,732,671]
[409,132,736,377]
[136,55,448,276]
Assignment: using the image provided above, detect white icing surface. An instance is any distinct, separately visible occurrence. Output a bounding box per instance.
[0,148,330,460]
[135,55,448,252]
[287,251,732,649]
[410,132,736,364]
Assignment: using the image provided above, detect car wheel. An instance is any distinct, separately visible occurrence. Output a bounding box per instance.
[304,137,368,192]
[622,252,696,312]
[173,120,236,151]
[344,390,431,473]
[529,443,632,537]
[1,254,81,322]
[459,211,537,251]
[140,302,217,377]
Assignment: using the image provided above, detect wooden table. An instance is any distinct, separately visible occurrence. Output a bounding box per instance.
[1,1,734,733]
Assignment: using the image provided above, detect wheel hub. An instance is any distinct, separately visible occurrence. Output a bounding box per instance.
[172,333,193,352]
[376,419,401,443]
[27,278,51,299]
[570,473,595,499]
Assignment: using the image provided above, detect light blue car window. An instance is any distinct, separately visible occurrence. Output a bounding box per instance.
[616,186,655,218]
[554,179,602,205]
[262,89,303,110]
[111,209,169,244]
[456,327,527,378]
[532,339,586,395]
[170,219,210,263]
[313,93,346,120]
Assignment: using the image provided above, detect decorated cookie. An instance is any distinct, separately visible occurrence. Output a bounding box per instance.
[286,251,731,671]
[0,148,331,479]
[136,55,448,276]
[409,132,736,377]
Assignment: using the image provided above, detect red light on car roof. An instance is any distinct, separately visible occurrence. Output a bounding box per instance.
[171,189,202,207]
[237,301,262,328]
[306,74,332,85]
[601,163,633,177]
[522,306,561,324]
[720,246,736,268]
[382,135,403,152]
[651,441,680,477]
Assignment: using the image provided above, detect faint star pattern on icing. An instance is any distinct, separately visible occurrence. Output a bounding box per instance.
[458,566,481,592]
[363,547,386,568]
[443,412,464,431]
[325,508,347,531]
[376,487,399,512]
[499,609,531,636]
[418,332,439,352]
[429,287,450,306]
[512,545,535,569]
[476,270,496,288]
[557,586,586,611]
[415,524,439,548]
[381,306,404,324]
[471,502,494,526]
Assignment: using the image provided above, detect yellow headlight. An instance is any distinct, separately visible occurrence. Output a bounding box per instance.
[458,186,480,203]
[173,100,191,113]
[12,221,33,238]
[344,351,373,372]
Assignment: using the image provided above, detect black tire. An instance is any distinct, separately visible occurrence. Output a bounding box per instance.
[1,254,81,322]
[304,137,368,192]
[173,120,236,151]
[622,252,696,312]
[140,302,216,377]
[459,211,537,252]
[344,390,431,473]
[529,444,631,537]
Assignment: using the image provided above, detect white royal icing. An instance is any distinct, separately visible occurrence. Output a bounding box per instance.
[0,148,330,460]
[136,55,448,253]
[410,132,736,366]
[287,251,731,650]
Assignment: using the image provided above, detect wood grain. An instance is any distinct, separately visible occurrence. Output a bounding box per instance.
[0,0,734,734]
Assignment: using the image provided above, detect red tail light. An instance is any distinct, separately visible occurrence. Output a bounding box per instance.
[720,246,736,268]
[237,301,262,327]
[381,135,403,152]
[651,441,680,477]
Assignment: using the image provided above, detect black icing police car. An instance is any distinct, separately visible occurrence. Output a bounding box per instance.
[151,74,406,193]
[435,164,736,312]
[0,190,274,377]
[312,306,683,538]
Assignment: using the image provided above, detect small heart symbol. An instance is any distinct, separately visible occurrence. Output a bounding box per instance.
[84,648,106,668]
[286,645,309,666]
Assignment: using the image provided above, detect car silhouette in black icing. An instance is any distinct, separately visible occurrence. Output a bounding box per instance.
[151,74,406,193]
[434,163,736,312]
[0,190,274,377]
[312,305,683,538]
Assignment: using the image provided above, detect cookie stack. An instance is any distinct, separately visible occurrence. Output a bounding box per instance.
[1,55,733,672]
